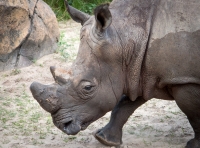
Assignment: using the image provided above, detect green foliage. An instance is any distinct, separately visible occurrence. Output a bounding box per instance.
[57,32,71,60]
[44,0,112,21]
[44,0,69,20]
[56,31,79,61]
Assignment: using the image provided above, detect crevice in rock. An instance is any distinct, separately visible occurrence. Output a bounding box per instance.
[14,44,22,67]
[15,0,40,67]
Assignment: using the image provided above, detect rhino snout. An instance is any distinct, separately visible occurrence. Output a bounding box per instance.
[30,82,60,113]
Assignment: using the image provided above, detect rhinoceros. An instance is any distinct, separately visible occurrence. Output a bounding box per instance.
[30,0,200,147]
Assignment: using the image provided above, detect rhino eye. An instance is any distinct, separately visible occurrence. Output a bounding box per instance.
[79,81,96,99]
[84,85,93,91]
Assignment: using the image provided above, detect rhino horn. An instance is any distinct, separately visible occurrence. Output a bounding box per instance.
[64,0,90,25]
[50,66,71,85]
[30,82,60,114]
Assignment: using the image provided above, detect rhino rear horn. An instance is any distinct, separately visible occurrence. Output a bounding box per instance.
[64,0,90,25]
[50,66,71,85]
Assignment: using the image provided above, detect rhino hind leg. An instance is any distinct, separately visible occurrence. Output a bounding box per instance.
[94,95,146,146]
[171,84,200,148]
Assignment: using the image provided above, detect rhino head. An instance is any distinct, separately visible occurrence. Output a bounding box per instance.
[30,1,138,135]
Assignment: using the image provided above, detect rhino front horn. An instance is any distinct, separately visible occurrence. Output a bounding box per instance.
[30,82,60,113]
[64,0,90,25]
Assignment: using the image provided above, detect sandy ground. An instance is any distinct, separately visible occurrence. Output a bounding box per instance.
[0,20,194,148]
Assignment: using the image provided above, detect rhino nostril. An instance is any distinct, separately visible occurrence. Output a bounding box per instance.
[63,121,72,131]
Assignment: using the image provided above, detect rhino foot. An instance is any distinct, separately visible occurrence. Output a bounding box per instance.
[185,138,200,148]
[94,126,122,146]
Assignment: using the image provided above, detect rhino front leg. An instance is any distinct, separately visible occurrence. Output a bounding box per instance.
[94,95,146,146]
[171,84,200,148]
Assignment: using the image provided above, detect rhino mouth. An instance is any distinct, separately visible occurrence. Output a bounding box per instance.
[53,109,95,135]
[61,119,91,135]
[56,117,92,135]
[56,118,90,135]
[60,119,80,135]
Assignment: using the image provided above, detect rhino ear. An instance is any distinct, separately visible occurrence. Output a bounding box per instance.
[64,0,90,25]
[94,3,112,33]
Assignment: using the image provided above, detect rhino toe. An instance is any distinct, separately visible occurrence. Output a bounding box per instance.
[94,128,122,146]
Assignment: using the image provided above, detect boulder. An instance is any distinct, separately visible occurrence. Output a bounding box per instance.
[0,0,59,71]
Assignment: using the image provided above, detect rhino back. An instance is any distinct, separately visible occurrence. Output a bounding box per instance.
[150,0,200,40]
[143,0,200,100]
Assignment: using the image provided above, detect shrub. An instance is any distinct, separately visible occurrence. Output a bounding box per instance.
[44,0,112,21]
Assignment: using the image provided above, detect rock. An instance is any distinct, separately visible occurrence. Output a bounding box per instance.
[0,0,59,71]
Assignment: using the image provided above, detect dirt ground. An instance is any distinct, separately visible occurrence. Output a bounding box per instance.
[0,20,194,148]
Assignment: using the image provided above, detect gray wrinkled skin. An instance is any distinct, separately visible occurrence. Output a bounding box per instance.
[30,0,200,147]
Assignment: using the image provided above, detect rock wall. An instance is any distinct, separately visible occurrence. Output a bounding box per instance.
[0,0,60,71]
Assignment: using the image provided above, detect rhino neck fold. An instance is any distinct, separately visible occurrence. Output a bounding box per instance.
[110,0,160,101]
